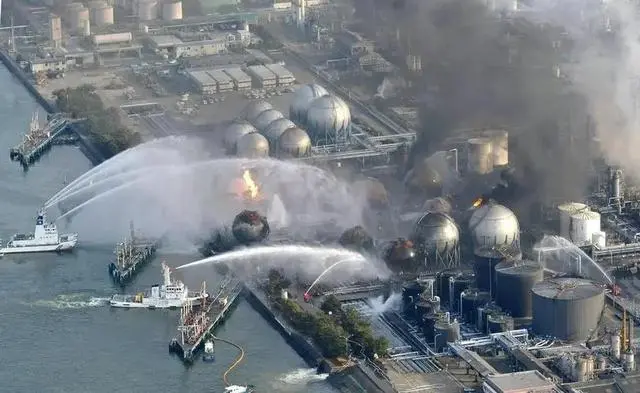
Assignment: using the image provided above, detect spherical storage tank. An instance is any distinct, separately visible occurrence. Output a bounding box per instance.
[277,127,311,158]
[467,137,494,175]
[90,6,114,27]
[411,213,459,269]
[243,100,273,123]
[263,117,295,144]
[384,238,416,272]
[289,83,328,124]
[253,109,284,133]
[223,120,257,153]
[532,278,605,342]
[339,225,374,253]
[137,0,158,21]
[495,260,543,318]
[232,210,270,245]
[473,245,522,294]
[468,202,520,248]
[236,132,269,158]
[306,95,351,145]
[558,202,588,239]
[570,210,601,246]
[354,177,389,208]
[161,1,182,21]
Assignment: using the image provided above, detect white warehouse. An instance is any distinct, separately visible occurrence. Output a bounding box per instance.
[207,69,233,92]
[223,68,251,91]
[246,65,277,88]
[188,70,218,94]
[265,63,295,86]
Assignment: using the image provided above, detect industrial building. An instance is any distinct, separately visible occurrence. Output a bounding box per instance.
[265,63,295,86]
[223,68,251,91]
[483,371,560,393]
[245,65,277,88]
[145,34,228,58]
[188,69,218,94]
[207,69,233,92]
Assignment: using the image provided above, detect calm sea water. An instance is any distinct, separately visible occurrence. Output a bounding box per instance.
[0,64,337,393]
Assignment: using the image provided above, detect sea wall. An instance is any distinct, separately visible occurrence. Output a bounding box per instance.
[0,49,106,165]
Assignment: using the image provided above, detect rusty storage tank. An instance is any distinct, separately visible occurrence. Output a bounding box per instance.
[478,303,501,333]
[422,311,445,343]
[449,272,475,314]
[231,210,270,245]
[495,260,544,318]
[434,316,461,352]
[482,129,509,167]
[467,137,494,175]
[532,278,605,342]
[487,312,514,333]
[414,296,441,322]
[474,245,522,296]
[436,270,458,307]
[383,238,416,272]
[461,290,491,324]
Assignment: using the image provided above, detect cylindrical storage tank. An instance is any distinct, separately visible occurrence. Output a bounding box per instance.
[461,290,490,324]
[478,304,500,333]
[574,357,589,382]
[90,6,114,26]
[469,202,520,248]
[263,118,295,145]
[137,0,158,21]
[592,231,606,249]
[611,334,621,359]
[466,137,494,175]
[67,7,90,31]
[414,297,439,322]
[161,1,182,21]
[532,278,605,342]
[236,132,269,158]
[243,100,273,123]
[306,95,351,145]
[611,169,622,200]
[402,281,423,315]
[449,273,474,314]
[276,127,312,158]
[223,120,257,153]
[570,210,601,246]
[252,109,284,132]
[422,311,445,343]
[557,202,588,239]
[487,313,514,333]
[585,355,595,377]
[436,270,458,306]
[434,320,460,352]
[483,129,509,167]
[473,245,522,296]
[290,83,328,124]
[596,355,607,371]
[495,260,544,318]
[92,32,133,45]
[623,351,635,372]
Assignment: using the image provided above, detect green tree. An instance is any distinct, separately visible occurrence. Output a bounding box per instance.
[320,295,342,315]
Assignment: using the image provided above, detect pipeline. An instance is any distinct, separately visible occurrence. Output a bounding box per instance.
[214,335,245,386]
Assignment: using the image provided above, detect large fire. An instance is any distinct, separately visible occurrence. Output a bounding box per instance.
[242,169,259,200]
[472,197,483,208]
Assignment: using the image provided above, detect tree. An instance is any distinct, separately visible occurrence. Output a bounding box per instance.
[320,295,342,315]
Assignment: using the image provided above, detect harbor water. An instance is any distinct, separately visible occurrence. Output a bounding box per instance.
[0,64,338,393]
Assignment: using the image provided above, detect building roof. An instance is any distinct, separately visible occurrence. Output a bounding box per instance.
[485,371,558,393]
[207,69,232,84]
[148,35,183,48]
[188,70,217,86]
[265,63,294,79]
[565,373,640,393]
[223,67,251,83]
[247,65,277,80]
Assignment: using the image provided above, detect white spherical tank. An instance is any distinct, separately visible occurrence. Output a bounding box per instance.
[263,118,295,145]
[557,202,588,239]
[67,7,90,31]
[289,83,328,124]
[91,6,115,26]
[243,100,273,123]
[236,132,269,158]
[466,137,493,175]
[305,95,351,145]
[276,127,311,158]
[223,121,257,153]
[482,129,509,167]
[161,1,182,20]
[592,231,606,249]
[570,210,601,246]
[252,109,284,132]
[468,202,520,248]
[137,0,158,21]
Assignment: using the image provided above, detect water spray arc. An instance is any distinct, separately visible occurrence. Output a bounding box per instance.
[304,258,366,297]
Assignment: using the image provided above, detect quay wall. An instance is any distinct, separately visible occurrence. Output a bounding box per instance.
[242,284,392,393]
[0,49,106,165]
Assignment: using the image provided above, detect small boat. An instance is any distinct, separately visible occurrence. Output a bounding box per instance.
[224,385,255,393]
[203,340,215,362]
[0,209,78,254]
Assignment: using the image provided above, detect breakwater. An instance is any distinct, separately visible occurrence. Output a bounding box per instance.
[0,49,106,165]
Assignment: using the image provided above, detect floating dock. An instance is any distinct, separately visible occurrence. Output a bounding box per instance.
[108,222,159,287]
[9,112,78,168]
[169,276,243,364]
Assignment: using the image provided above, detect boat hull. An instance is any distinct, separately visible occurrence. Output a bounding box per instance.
[110,295,207,309]
[0,239,77,254]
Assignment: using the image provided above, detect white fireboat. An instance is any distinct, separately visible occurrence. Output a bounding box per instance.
[0,209,78,254]
[110,262,209,309]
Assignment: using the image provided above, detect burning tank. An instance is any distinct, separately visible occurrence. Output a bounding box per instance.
[339,225,374,253]
[384,238,417,273]
[232,210,270,245]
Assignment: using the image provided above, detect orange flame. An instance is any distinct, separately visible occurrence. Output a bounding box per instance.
[472,197,483,208]
[242,169,259,200]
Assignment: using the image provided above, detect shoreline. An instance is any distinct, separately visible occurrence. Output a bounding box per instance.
[0,49,106,166]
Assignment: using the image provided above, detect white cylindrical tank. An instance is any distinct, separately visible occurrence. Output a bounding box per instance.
[67,7,90,31]
[557,202,588,239]
[90,6,115,26]
[573,357,588,382]
[570,210,601,246]
[161,1,183,20]
[92,32,133,45]
[623,351,635,372]
[137,0,158,21]
[483,129,509,167]
[611,334,621,359]
[466,137,493,175]
[592,231,606,249]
